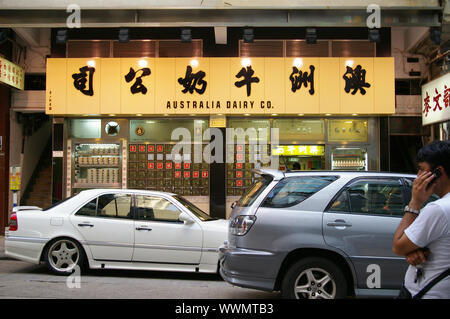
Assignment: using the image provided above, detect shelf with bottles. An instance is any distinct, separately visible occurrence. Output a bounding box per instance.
[74,143,121,156]
[332,160,366,170]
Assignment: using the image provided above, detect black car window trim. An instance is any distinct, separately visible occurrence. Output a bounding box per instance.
[324,176,406,218]
[260,175,340,209]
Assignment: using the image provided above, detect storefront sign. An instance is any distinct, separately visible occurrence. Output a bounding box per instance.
[210,115,227,128]
[422,72,450,126]
[0,57,24,90]
[272,145,325,156]
[46,57,394,116]
[9,166,21,191]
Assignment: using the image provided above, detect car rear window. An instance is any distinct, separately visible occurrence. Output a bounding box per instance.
[261,176,339,208]
[236,174,274,207]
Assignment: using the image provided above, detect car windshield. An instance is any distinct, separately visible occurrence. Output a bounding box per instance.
[173,195,217,221]
[236,174,274,207]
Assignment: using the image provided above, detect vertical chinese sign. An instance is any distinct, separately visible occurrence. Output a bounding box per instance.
[422,72,450,126]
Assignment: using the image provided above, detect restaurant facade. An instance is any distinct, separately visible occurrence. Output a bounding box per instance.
[44,27,396,218]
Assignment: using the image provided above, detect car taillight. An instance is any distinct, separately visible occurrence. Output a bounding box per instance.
[230,215,256,236]
[9,213,18,231]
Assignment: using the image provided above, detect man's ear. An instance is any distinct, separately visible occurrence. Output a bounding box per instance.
[438,165,448,180]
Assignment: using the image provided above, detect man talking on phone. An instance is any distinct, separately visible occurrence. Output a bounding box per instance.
[393,140,450,299]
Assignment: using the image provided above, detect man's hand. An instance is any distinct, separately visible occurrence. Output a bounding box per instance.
[408,170,436,210]
[405,248,430,266]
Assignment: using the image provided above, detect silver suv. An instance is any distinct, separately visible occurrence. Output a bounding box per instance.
[219,169,438,299]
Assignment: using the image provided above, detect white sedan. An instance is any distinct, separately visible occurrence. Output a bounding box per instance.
[5,189,228,275]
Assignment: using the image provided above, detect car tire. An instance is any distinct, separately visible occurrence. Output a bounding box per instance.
[281,257,348,299]
[44,238,85,276]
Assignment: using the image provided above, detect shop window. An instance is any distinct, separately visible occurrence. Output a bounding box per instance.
[70,119,101,138]
[226,119,272,197]
[327,119,368,142]
[130,119,208,142]
[128,119,210,197]
[273,119,325,143]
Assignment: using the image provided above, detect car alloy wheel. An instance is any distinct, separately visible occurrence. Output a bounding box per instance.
[281,257,347,299]
[293,268,336,299]
[46,239,82,274]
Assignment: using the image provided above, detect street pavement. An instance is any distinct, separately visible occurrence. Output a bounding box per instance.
[0,236,280,299]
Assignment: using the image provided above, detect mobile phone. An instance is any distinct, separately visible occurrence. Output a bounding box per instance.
[426,167,442,189]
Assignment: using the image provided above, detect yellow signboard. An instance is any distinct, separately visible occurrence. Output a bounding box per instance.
[0,57,24,90]
[272,145,325,156]
[9,166,21,191]
[46,57,395,116]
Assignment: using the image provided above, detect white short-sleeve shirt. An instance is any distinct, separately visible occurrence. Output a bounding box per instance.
[404,192,450,299]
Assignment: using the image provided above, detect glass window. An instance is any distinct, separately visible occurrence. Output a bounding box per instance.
[70,119,101,138]
[327,119,368,142]
[236,175,273,207]
[97,194,132,219]
[273,119,325,142]
[262,176,338,208]
[173,195,216,221]
[345,179,405,216]
[227,119,271,143]
[135,196,182,222]
[404,178,440,208]
[75,198,97,217]
[328,191,350,213]
[130,119,208,142]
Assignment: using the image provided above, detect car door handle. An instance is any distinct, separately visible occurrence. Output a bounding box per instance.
[136,226,152,231]
[78,223,94,228]
[327,220,352,227]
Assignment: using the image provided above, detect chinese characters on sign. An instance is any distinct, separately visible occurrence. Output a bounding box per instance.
[272,145,325,156]
[234,66,260,97]
[72,66,95,96]
[178,65,207,94]
[422,72,450,126]
[289,65,315,95]
[47,57,395,115]
[70,62,372,99]
[125,67,151,95]
[343,65,371,95]
[0,57,24,90]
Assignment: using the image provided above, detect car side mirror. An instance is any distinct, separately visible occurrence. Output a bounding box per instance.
[179,212,195,225]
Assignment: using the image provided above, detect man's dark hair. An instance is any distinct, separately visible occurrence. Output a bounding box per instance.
[417,140,450,175]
